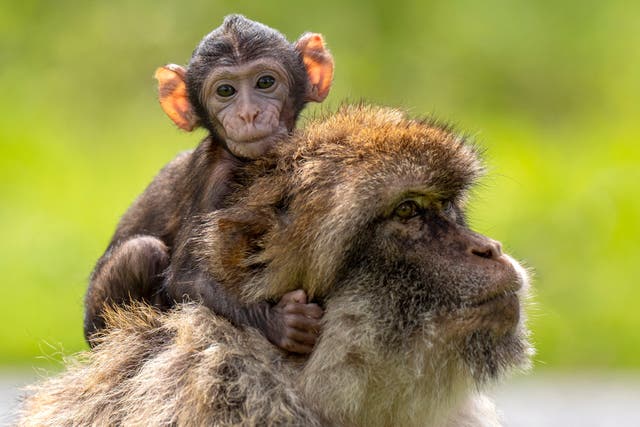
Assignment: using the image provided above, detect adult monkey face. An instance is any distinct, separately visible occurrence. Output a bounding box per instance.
[154,15,334,159]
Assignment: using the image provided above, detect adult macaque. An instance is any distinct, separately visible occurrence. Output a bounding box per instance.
[84,15,333,354]
[23,105,532,426]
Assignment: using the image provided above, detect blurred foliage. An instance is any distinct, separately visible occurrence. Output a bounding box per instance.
[0,0,638,369]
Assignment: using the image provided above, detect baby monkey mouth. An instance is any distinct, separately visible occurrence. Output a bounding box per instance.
[230,124,287,144]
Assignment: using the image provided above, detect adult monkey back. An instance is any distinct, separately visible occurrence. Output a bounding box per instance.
[84,15,333,354]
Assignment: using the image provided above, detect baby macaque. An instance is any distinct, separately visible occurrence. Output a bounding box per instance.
[84,15,334,354]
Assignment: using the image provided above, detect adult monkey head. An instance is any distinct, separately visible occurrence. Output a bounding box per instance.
[155,15,334,159]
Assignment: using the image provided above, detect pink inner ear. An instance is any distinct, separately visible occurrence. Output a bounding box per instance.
[306,34,324,51]
[155,66,197,132]
[304,58,333,102]
[305,62,323,86]
[297,34,334,102]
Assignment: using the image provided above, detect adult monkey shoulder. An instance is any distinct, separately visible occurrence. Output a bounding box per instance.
[84,15,333,355]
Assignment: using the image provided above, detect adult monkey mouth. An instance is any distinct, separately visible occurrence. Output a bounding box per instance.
[469,253,527,309]
[466,288,522,335]
[470,287,521,308]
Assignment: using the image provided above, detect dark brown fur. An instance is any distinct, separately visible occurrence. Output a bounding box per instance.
[22,105,532,426]
[84,141,241,337]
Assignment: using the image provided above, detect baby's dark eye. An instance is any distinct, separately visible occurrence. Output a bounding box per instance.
[393,200,420,219]
[256,75,275,89]
[216,84,236,97]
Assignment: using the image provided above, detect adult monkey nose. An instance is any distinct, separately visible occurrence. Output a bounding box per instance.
[469,234,503,260]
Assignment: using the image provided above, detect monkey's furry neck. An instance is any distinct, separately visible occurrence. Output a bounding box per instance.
[297,284,529,427]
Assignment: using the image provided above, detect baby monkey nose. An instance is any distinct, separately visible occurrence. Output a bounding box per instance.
[239,107,260,123]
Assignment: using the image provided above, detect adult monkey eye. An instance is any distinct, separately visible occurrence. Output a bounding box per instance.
[256,75,276,89]
[216,84,236,97]
[393,200,420,219]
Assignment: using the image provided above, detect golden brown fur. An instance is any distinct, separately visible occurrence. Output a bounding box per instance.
[19,105,532,426]
[20,304,322,426]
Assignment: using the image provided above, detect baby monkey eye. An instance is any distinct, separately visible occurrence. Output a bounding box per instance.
[256,75,276,89]
[393,200,421,220]
[216,84,236,97]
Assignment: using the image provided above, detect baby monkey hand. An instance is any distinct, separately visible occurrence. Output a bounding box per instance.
[266,289,323,354]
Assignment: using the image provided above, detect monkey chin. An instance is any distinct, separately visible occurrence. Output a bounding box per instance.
[225,126,289,159]
[457,256,532,383]
[462,254,529,335]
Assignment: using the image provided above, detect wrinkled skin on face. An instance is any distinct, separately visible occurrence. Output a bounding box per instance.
[202,59,296,159]
[357,194,530,380]
[379,197,521,327]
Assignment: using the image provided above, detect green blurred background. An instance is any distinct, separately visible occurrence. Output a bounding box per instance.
[1,0,638,370]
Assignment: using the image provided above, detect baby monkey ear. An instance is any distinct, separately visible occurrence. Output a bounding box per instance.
[154,64,200,131]
[295,33,334,102]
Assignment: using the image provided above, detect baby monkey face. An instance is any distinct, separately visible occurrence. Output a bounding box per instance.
[203,59,294,159]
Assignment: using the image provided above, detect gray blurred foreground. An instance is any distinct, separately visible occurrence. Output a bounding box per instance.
[493,373,640,427]
[1,372,35,426]
[2,371,640,426]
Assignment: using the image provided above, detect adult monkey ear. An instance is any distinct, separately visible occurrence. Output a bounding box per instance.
[206,211,274,299]
[295,33,334,102]
[154,64,200,131]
